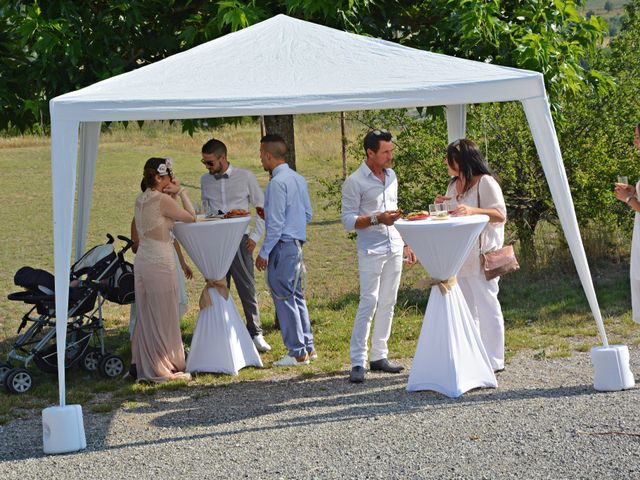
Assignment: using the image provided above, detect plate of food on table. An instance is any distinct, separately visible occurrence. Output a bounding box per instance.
[404,210,430,221]
[224,209,251,218]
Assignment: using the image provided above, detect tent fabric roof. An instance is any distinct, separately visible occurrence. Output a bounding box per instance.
[52,14,544,121]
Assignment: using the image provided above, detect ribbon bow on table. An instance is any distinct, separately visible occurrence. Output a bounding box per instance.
[213,173,229,180]
[199,278,230,310]
[429,276,457,295]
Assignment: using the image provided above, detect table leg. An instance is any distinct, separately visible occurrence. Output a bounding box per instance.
[407,285,496,397]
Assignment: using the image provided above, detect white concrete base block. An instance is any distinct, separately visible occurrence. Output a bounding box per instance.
[591,345,635,392]
[42,405,86,454]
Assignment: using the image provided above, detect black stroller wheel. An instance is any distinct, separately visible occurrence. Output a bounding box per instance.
[5,368,33,394]
[79,347,102,372]
[99,355,125,378]
[0,363,11,385]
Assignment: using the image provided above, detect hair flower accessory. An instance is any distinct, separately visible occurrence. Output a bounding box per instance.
[157,157,173,176]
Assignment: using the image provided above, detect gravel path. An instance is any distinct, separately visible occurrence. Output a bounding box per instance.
[1,348,639,479]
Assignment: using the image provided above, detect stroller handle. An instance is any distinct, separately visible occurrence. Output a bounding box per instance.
[117,235,134,254]
[106,233,115,244]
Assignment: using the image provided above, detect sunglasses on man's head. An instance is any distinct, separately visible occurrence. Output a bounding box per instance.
[202,160,215,167]
[371,129,390,136]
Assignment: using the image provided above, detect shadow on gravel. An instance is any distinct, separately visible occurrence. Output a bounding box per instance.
[144,377,596,433]
[67,376,605,456]
[0,371,606,462]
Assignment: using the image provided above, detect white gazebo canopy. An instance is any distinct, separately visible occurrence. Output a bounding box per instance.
[49,14,608,407]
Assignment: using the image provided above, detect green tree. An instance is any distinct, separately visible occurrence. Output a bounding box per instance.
[1,0,612,133]
[0,1,373,133]
[295,0,611,116]
[313,0,614,259]
[383,0,640,261]
[1,1,212,132]
[0,3,31,133]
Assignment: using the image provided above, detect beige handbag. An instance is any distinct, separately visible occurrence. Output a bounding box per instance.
[477,176,519,281]
[480,244,519,281]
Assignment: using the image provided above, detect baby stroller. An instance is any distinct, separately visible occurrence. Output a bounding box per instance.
[1,234,135,394]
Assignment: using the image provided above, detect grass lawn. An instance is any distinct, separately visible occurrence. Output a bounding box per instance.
[0,114,638,424]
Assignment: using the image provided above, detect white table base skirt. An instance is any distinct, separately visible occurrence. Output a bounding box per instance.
[186,288,263,375]
[407,285,497,397]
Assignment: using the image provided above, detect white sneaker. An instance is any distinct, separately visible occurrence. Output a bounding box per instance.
[273,354,309,366]
[252,334,271,352]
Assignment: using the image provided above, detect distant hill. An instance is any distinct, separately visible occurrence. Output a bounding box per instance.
[584,0,628,35]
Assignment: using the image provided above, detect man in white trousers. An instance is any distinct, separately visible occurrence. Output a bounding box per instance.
[341,129,416,383]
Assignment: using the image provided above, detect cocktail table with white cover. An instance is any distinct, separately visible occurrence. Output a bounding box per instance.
[173,216,263,375]
[395,215,496,397]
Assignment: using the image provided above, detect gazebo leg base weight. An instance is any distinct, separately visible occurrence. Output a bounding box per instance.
[591,345,635,392]
[42,405,86,454]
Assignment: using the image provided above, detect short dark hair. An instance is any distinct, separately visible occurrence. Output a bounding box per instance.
[363,129,393,154]
[260,134,287,159]
[447,139,498,195]
[202,138,227,156]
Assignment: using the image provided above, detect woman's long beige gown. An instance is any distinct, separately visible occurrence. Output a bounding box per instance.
[132,189,193,382]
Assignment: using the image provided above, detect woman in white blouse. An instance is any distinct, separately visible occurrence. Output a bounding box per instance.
[436,139,507,372]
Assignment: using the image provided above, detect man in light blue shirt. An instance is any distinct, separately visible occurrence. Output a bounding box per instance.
[256,134,315,366]
[341,129,416,383]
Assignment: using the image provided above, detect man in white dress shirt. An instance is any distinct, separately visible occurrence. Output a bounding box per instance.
[341,129,416,383]
[200,138,271,352]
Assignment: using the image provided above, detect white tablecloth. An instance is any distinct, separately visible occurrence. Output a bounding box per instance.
[174,217,263,375]
[396,215,496,397]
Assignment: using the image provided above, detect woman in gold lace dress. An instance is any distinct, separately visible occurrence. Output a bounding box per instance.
[132,157,196,382]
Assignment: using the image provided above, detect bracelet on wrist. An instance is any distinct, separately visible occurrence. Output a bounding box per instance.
[370,214,379,226]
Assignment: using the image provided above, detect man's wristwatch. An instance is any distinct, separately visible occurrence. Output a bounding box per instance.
[370,214,379,226]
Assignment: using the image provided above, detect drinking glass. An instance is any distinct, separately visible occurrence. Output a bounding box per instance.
[445,199,458,214]
[429,204,438,216]
[435,203,448,218]
[194,201,202,215]
[617,176,629,185]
